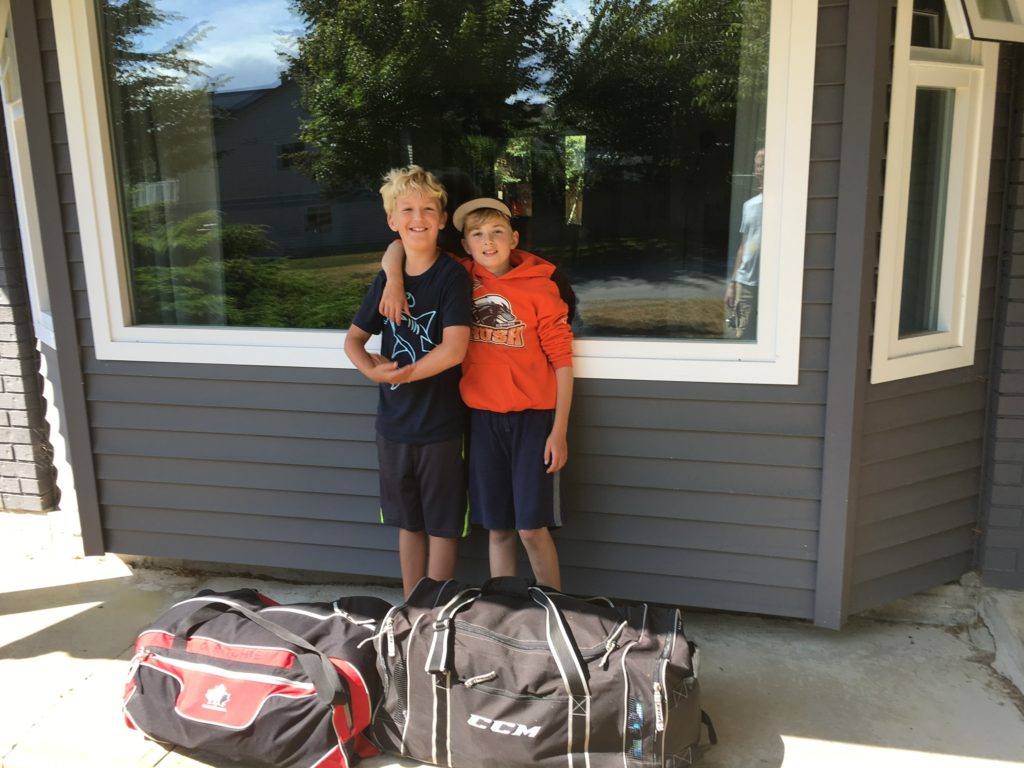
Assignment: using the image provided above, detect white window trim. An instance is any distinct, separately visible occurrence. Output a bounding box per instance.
[958,0,1024,43]
[0,2,55,349]
[51,0,816,383]
[870,0,998,384]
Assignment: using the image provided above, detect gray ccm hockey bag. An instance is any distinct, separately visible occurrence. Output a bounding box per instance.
[369,577,715,768]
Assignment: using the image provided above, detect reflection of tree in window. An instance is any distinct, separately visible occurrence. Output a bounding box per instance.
[287,0,770,340]
[564,136,587,227]
[546,0,770,339]
[288,0,559,191]
[279,142,306,170]
[102,0,772,339]
[99,1,378,330]
[100,2,229,325]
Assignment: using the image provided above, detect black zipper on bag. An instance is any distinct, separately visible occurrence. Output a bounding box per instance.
[140,644,308,680]
[452,619,614,661]
[457,679,570,703]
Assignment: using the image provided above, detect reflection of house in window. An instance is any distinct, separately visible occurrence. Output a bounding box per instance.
[278,141,304,170]
[211,80,390,258]
[305,205,332,233]
[131,179,179,208]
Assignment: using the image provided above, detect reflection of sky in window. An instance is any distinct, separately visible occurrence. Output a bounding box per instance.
[130,0,594,93]
[131,0,302,92]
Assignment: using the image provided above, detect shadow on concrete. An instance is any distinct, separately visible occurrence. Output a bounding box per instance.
[0,576,133,616]
[0,576,181,660]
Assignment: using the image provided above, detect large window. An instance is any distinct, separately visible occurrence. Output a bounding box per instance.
[52,0,816,382]
[871,0,998,383]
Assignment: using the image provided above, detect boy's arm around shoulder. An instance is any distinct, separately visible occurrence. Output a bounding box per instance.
[378,240,471,323]
[379,239,410,323]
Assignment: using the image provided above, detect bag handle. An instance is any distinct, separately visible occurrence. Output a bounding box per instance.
[168,595,351,718]
[480,576,536,598]
[423,583,591,698]
[424,587,481,674]
[528,587,591,698]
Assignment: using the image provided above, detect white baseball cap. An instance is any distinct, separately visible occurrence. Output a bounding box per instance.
[451,197,512,232]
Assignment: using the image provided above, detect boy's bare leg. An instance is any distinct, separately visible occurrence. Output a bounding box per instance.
[519,527,561,590]
[489,529,518,578]
[427,536,459,582]
[398,528,428,596]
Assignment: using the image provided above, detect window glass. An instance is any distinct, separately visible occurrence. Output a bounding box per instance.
[97,0,770,340]
[899,87,954,338]
[911,0,953,47]
[976,0,1014,21]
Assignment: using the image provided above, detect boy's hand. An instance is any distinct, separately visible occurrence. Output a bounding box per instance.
[725,281,736,308]
[379,281,410,325]
[544,430,568,474]
[363,356,402,384]
[378,360,416,386]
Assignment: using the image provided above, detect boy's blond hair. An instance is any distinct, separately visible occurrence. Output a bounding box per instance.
[461,207,511,233]
[379,165,447,216]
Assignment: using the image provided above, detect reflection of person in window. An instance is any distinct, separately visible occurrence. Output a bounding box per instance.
[725,148,764,340]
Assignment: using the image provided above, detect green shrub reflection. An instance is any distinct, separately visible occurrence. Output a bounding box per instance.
[130,208,374,329]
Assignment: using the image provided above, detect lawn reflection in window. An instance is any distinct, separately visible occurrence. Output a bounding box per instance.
[98,0,770,340]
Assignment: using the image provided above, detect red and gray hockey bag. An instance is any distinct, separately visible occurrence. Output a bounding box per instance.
[370,577,716,768]
[123,588,391,768]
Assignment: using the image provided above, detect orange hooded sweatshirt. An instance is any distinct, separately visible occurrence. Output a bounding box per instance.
[458,249,574,413]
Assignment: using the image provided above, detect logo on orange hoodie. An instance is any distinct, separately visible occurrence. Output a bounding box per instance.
[471,294,525,348]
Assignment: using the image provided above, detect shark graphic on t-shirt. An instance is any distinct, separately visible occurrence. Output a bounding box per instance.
[385,293,437,389]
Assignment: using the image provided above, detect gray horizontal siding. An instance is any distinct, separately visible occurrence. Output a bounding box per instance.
[848,43,1012,613]
[35,0,856,620]
[857,469,982,525]
[982,46,1024,590]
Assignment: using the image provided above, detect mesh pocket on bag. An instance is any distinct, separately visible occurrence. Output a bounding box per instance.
[389,657,408,727]
[626,694,645,761]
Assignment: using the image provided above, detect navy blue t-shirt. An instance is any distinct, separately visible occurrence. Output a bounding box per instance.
[351,254,471,444]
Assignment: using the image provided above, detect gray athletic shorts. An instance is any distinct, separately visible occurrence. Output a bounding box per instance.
[376,433,468,539]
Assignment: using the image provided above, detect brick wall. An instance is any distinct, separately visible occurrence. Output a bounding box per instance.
[0,116,56,512]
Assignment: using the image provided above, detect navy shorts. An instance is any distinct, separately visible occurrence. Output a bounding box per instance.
[376,433,468,539]
[468,409,564,531]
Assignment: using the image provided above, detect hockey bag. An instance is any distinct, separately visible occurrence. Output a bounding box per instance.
[370,577,716,768]
[123,588,391,768]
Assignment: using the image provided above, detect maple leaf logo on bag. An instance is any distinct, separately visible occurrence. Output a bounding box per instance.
[202,684,231,712]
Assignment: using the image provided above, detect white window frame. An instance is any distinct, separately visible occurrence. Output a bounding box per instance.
[51,0,816,383]
[871,0,998,384]
[0,2,55,348]
[958,0,1024,42]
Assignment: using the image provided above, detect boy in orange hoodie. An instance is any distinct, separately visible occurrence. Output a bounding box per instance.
[381,198,574,589]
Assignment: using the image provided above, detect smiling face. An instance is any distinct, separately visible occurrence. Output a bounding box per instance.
[387,191,447,254]
[461,211,519,277]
